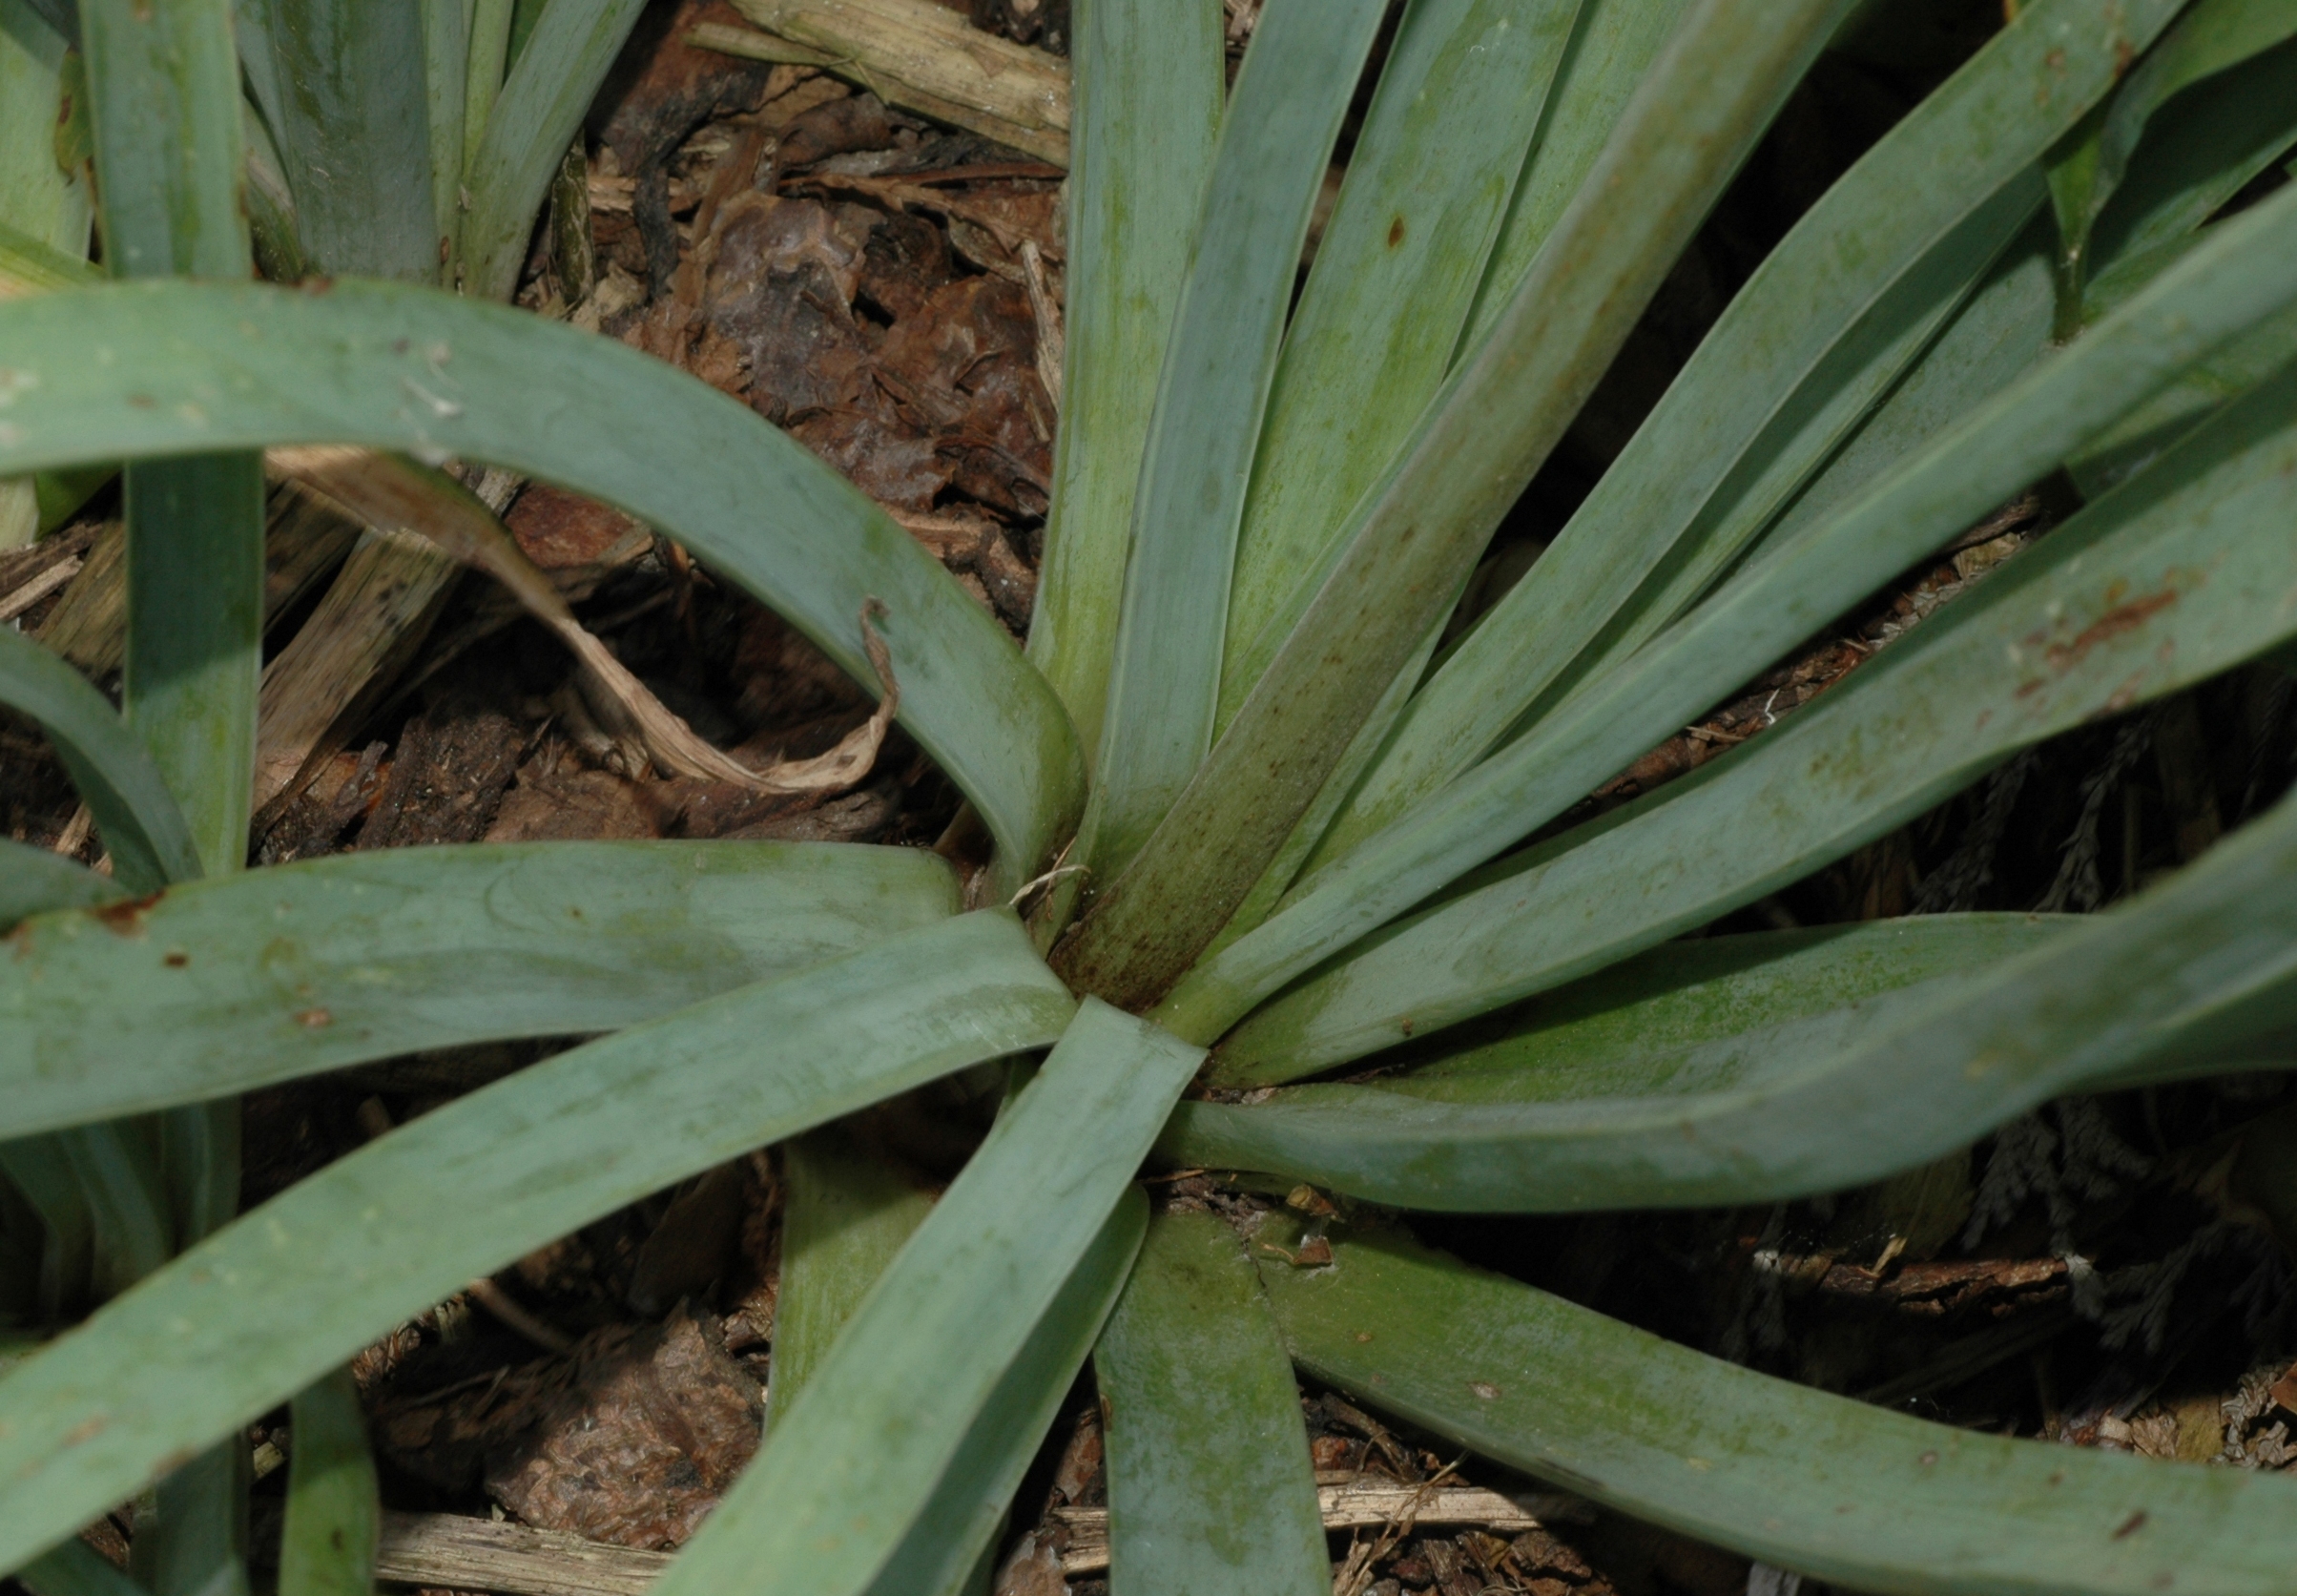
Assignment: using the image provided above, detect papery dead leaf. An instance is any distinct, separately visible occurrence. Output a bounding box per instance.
[268,446,897,795]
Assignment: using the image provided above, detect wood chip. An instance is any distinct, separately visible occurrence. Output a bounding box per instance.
[0,551,80,622]
[376,1511,671,1596]
[1048,1483,1568,1577]
[696,0,1068,165]
[327,1482,1574,1594]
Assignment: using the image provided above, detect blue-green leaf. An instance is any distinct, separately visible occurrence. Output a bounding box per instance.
[0,627,198,894]
[0,840,125,927]
[654,998,1202,1596]
[1213,335,2297,1078]
[243,0,435,282]
[1310,0,2182,877]
[279,1367,378,1596]
[0,839,957,1138]
[866,1196,1145,1596]
[1165,174,2297,1046]
[1216,0,1584,731]
[1176,781,2297,1212]
[0,279,1086,892]
[461,0,645,301]
[1096,1210,1327,1596]
[1262,1218,2297,1596]
[1061,0,1858,1012]
[0,910,1075,1575]
[1025,0,1221,760]
[1078,0,1387,883]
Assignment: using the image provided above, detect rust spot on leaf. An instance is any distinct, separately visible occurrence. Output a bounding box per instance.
[1469,1381,1501,1400]
[2113,1510,2148,1541]
[91,893,163,936]
[2044,587,2178,674]
[1387,215,1405,248]
[163,950,188,967]
[296,1006,333,1030]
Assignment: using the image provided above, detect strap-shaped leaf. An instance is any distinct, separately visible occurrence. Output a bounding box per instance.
[1453,0,1690,353]
[241,0,434,282]
[1758,214,2056,557]
[135,1445,246,1596]
[865,1195,1145,1596]
[1215,343,2297,1077]
[1260,1219,2297,1595]
[0,1135,94,1318]
[1203,617,1448,960]
[0,910,1075,1575]
[1079,0,1387,883]
[0,217,93,292]
[1310,0,2179,877]
[419,0,467,261]
[1176,781,2297,1212]
[1167,175,2297,1045]
[1096,1211,1327,1596]
[1059,0,1854,1011]
[655,998,1202,1596]
[2082,32,2297,316]
[1217,914,2068,1092]
[279,1368,379,1596]
[0,279,1085,891]
[83,0,263,881]
[54,1122,169,1291]
[765,1127,940,1436]
[0,839,957,1138]
[1216,0,1584,730]
[0,840,125,927]
[773,1127,1147,1596]
[119,452,266,877]
[2045,0,2297,327]
[0,0,91,258]
[461,0,646,301]
[20,1540,143,1596]
[1025,0,1220,758]
[462,0,511,175]
[0,627,198,893]
[78,0,245,280]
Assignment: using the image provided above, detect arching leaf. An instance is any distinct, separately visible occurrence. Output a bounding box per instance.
[0,911,1075,1575]
[0,279,1085,892]
[0,839,959,1137]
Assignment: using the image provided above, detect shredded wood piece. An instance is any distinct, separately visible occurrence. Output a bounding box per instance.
[298,1482,1576,1594]
[693,0,1069,166]
[1020,238,1064,409]
[268,446,896,797]
[1052,1481,1572,1578]
[0,552,80,622]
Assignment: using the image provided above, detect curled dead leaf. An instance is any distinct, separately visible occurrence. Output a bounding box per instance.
[268,445,897,796]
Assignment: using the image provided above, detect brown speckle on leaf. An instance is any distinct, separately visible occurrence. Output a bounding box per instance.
[91,893,161,936]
